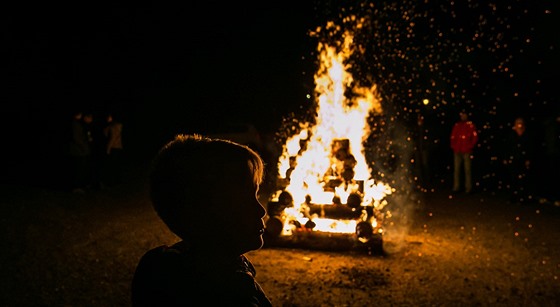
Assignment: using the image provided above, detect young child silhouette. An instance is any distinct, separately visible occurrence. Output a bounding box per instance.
[131,134,272,306]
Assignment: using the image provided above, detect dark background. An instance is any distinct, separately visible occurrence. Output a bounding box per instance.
[3,1,316,150]
[2,1,559,192]
[3,2,317,185]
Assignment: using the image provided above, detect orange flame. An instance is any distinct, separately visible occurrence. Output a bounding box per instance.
[272,19,393,236]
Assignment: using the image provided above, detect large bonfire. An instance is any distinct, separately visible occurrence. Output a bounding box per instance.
[266,17,394,244]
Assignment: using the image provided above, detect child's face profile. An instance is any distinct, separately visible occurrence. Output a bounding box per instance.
[185,162,267,256]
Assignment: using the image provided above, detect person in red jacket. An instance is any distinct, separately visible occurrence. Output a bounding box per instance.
[450,110,478,194]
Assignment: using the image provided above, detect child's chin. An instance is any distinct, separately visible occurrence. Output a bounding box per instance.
[244,238,264,253]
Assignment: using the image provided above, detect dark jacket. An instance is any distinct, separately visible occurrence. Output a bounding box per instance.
[131,244,272,306]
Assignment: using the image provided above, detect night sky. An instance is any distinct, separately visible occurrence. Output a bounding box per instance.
[4,2,315,141]
[3,1,559,188]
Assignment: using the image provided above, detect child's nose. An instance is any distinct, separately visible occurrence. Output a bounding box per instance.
[256,199,266,218]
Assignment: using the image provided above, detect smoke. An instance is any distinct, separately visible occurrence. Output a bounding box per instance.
[364,111,419,252]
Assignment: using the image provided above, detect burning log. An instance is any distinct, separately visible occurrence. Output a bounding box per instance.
[264,215,284,238]
[323,139,358,189]
[263,228,383,254]
[306,203,362,220]
[355,221,375,242]
[267,191,294,216]
[264,190,384,254]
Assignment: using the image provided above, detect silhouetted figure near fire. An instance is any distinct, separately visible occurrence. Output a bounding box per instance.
[103,112,124,187]
[450,110,478,194]
[537,113,560,205]
[502,117,535,203]
[65,109,91,193]
[131,134,271,306]
[87,111,108,190]
[412,114,433,192]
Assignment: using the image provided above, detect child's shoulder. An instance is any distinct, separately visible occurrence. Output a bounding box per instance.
[138,244,188,270]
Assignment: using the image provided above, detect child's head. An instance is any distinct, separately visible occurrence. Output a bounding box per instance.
[149,134,267,256]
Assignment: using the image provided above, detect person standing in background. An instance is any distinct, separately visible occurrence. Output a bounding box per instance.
[89,111,109,190]
[539,114,560,205]
[66,109,91,193]
[103,112,124,187]
[502,117,535,203]
[450,110,478,194]
[412,114,433,192]
[81,112,97,189]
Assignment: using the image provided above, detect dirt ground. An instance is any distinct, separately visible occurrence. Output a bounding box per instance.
[1,165,559,307]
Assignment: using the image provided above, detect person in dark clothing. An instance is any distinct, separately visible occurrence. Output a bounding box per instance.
[502,117,535,203]
[412,114,433,192]
[86,112,108,189]
[66,110,91,193]
[537,114,560,205]
[131,134,272,306]
[102,112,124,187]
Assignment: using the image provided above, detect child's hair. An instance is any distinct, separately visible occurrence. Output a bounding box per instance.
[149,134,265,237]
